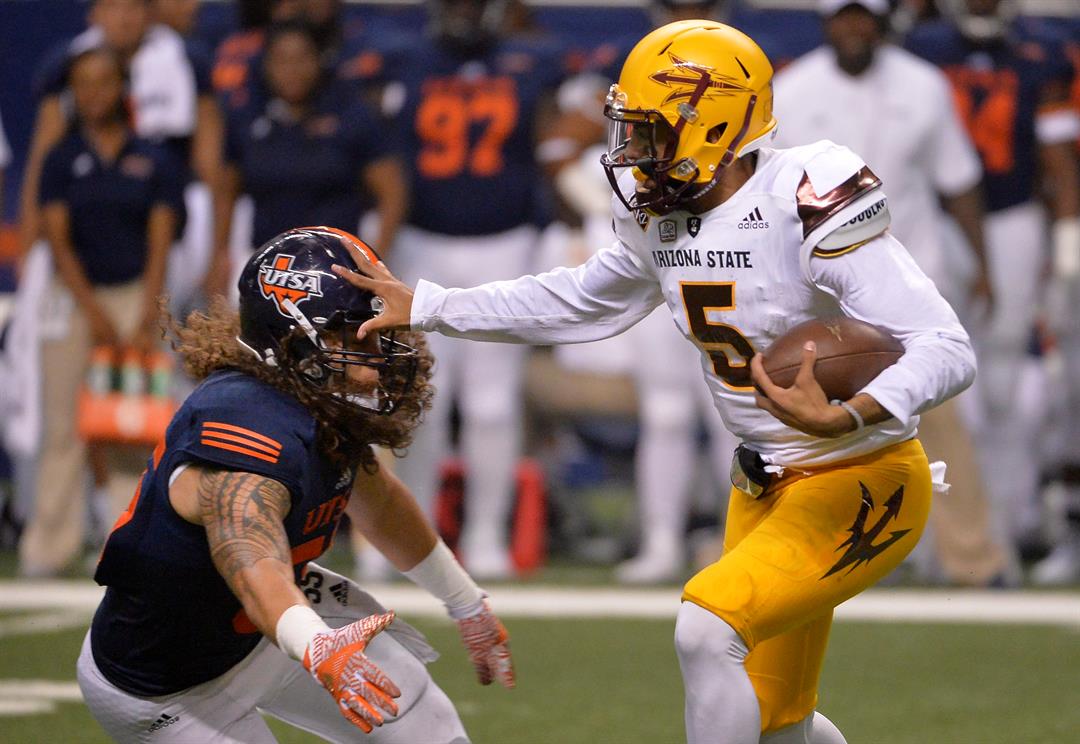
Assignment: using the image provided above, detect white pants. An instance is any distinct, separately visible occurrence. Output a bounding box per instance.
[390,224,536,557]
[77,564,468,744]
[963,202,1046,542]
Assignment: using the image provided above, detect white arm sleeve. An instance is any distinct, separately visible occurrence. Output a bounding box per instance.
[810,233,976,427]
[411,240,664,344]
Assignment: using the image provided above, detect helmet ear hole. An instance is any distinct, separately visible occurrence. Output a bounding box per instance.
[706,123,727,145]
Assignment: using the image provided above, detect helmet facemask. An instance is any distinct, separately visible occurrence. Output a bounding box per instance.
[602,85,706,215]
[287,303,419,416]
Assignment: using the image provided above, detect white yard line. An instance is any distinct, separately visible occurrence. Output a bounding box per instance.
[0,681,84,717]
[1,580,1078,625]
[0,611,94,639]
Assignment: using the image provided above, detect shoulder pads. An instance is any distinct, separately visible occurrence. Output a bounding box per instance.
[797,164,882,241]
[812,195,891,256]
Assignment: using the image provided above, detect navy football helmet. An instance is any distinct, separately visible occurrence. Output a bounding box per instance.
[237,227,418,414]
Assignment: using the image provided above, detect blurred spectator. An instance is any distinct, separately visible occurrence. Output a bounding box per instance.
[381,0,566,579]
[212,0,385,114]
[907,0,1080,581]
[18,48,182,577]
[209,21,407,298]
[773,0,1013,586]
[17,0,221,317]
[540,0,738,584]
[152,0,200,38]
[1035,13,1080,584]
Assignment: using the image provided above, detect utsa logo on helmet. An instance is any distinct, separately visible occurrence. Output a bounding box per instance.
[259,254,324,317]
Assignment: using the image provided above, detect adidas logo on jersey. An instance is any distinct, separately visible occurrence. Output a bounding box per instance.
[738,207,769,230]
[148,713,180,732]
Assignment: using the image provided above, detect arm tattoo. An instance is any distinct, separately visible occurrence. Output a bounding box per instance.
[198,470,292,590]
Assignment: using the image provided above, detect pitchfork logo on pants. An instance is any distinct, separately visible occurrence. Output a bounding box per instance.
[822,483,911,579]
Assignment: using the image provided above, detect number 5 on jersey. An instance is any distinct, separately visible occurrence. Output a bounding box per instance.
[680,282,756,390]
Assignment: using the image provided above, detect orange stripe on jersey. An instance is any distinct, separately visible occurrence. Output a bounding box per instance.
[291,535,328,565]
[200,438,280,464]
[201,430,282,457]
[202,422,282,451]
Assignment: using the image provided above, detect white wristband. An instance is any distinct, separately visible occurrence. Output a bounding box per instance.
[275,604,331,662]
[403,540,485,619]
[831,399,865,433]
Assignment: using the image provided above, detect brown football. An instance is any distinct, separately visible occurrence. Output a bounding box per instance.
[759,317,904,401]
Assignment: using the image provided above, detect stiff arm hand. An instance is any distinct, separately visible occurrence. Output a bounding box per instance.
[331,249,415,339]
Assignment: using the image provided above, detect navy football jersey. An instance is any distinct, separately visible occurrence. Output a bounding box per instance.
[91,370,356,696]
[386,36,567,236]
[224,84,385,248]
[906,19,1075,213]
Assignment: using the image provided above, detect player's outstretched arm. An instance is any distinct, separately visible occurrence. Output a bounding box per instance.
[348,466,516,689]
[334,235,664,346]
[189,468,401,732]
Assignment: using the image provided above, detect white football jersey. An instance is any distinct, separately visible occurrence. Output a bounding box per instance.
[412,140,976,468]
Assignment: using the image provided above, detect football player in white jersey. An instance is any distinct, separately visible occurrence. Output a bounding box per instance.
[333,21,976,744]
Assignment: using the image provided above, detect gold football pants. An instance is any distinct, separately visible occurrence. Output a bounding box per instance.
[682,438,932,732]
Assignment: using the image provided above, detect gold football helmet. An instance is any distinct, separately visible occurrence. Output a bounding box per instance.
[601,20,777,214]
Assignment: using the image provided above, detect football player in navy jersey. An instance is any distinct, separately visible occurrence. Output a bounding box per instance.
[77,227,513,743]
[907,0,1080,572]
[377,0,568,578]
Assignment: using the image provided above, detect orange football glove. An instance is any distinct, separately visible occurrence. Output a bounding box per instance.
[455,601,515,688]
[303,611,401,732]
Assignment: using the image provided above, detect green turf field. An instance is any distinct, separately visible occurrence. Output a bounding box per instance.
[1,609,1078,744]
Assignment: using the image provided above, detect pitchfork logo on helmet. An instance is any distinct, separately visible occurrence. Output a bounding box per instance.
[259,254,324,317]
[601,20,778,216]
[648,54,753,106]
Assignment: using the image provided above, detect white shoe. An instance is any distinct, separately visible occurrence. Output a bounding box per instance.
[615,548,683,585]
[1030,535,1080,586]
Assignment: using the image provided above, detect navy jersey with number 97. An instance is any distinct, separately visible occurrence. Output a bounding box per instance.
[387,37,567,236]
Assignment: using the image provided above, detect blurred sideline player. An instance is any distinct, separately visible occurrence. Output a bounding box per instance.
[335,21,976,742]
[20,0,223,315]
[907,0,1080,574]
[773,0,1012,585]
[545,0,738,584]
[77,228,513,742]
[1032,12,1080,584]
[376,0,567,579]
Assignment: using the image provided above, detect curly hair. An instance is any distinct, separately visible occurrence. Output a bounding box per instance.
[170,299,434,473]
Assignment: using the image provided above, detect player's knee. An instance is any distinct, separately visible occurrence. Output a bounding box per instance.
[673,601,747,667]
[760,711,847,744]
